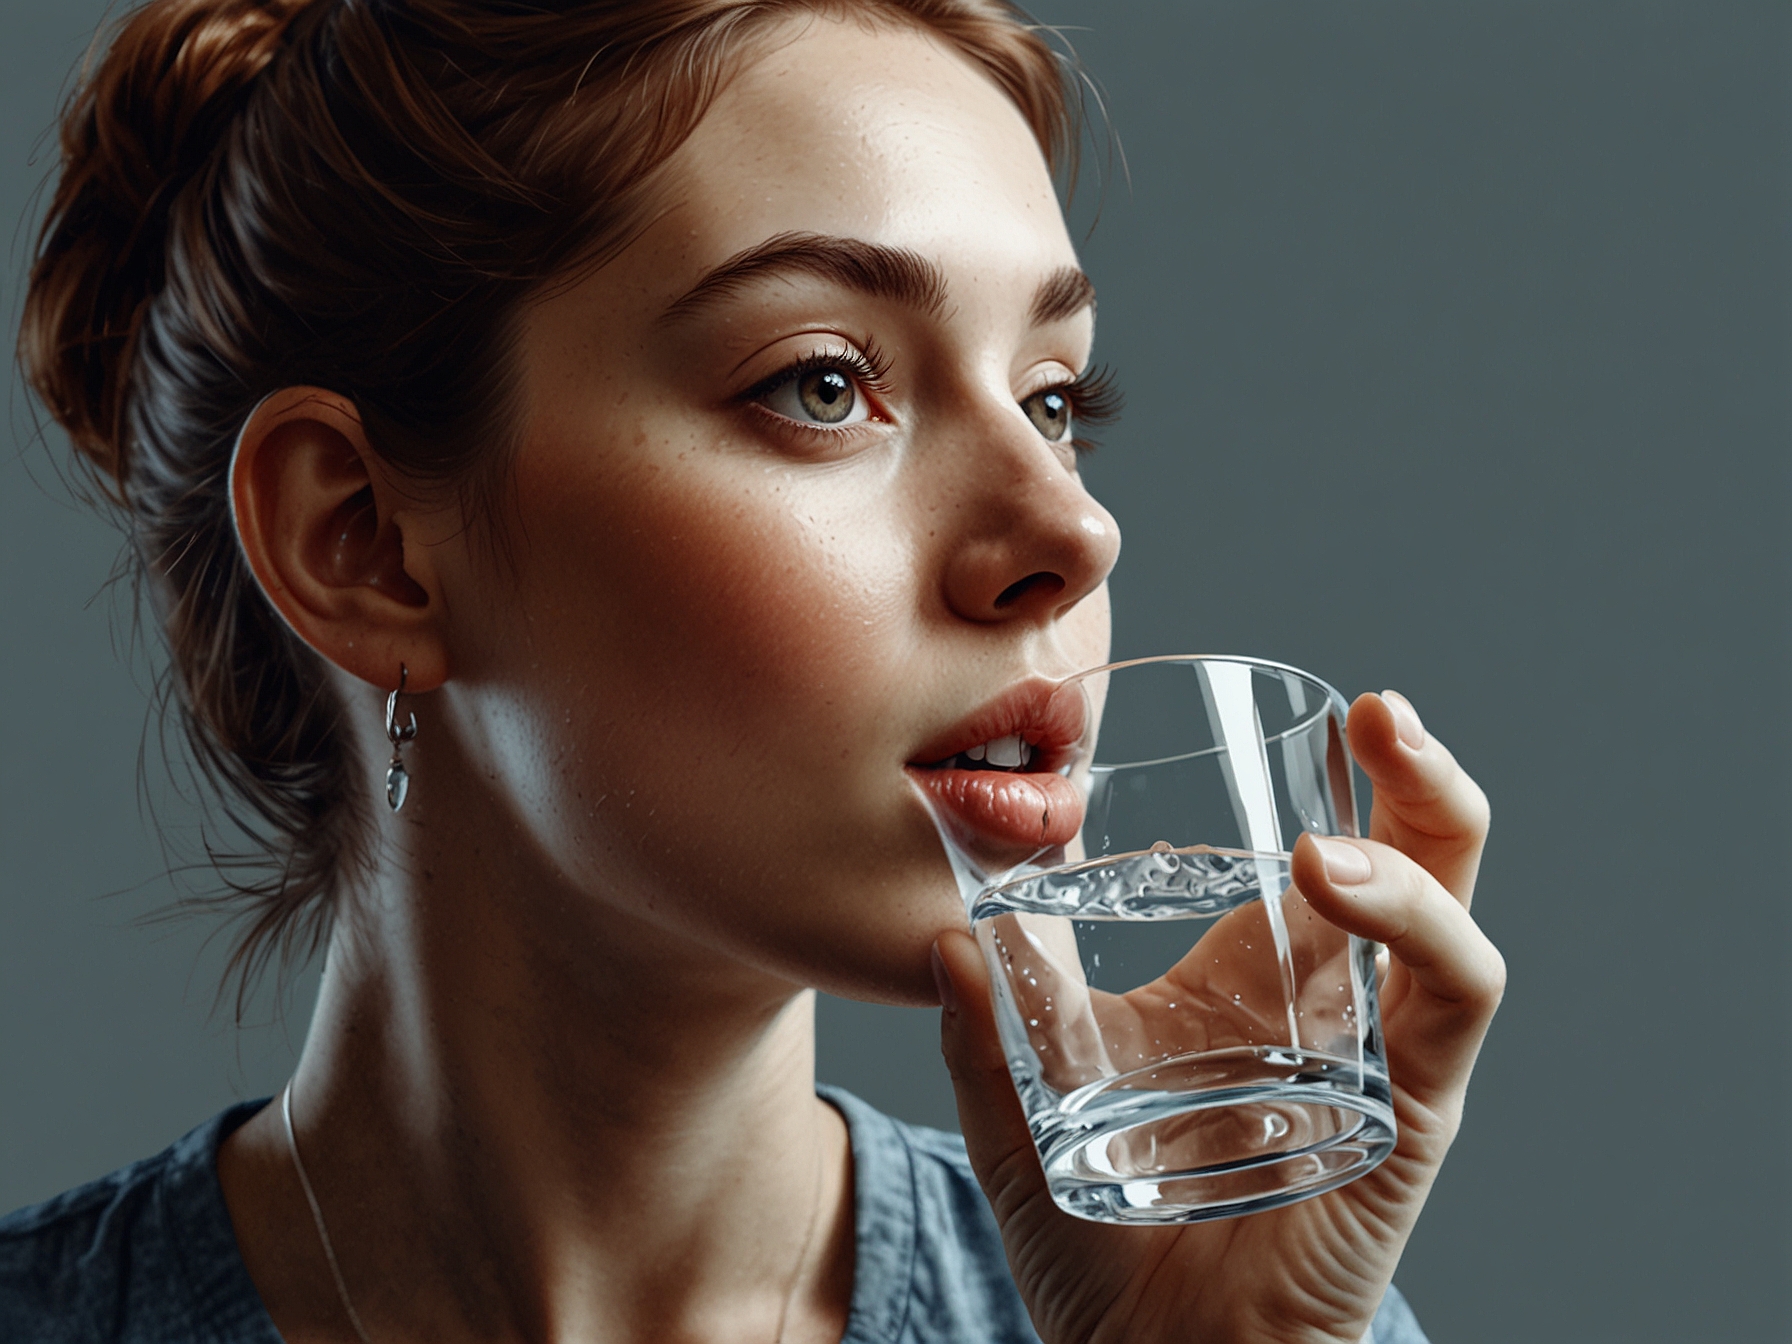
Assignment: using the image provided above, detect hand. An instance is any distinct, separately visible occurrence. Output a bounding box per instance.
[933,690,1504,1343]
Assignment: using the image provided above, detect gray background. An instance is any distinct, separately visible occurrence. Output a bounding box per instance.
[2,3,1786,1341]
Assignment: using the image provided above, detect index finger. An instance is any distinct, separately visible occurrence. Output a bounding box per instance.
[1349,691,1489,906]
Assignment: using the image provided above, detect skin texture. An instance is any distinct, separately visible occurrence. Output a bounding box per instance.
[215,14,1502,1344]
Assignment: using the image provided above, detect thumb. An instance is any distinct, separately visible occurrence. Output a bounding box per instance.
[933,929,1053,1226]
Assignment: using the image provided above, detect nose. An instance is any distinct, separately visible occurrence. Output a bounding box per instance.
[939,422,1121,625]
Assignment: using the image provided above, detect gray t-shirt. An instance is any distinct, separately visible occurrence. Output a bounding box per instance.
[0,1086,1426,1342]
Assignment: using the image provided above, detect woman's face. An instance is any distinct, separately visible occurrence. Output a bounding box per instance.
[434,15,1119,1003]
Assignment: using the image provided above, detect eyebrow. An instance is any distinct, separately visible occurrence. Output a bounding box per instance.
[661,232,1097,329]
[662,232,948,322]
[1030,266,1097,326]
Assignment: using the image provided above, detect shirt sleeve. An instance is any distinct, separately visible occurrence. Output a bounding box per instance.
[1366,1283,1429,1344]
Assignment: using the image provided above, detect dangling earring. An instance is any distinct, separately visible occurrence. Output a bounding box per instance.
[384,664,418,812]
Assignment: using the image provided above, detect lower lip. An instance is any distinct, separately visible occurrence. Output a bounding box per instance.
[908,767,1083,852]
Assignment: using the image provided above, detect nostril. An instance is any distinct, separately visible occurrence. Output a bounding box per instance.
[993,572,1065,610]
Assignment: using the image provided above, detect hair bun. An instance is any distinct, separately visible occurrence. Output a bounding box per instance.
[20,0,314,489]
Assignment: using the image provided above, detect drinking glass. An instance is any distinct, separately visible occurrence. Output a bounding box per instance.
[920,655,1395,1224]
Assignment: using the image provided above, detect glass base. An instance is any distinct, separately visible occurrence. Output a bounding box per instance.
[1027,1047,1397,1224]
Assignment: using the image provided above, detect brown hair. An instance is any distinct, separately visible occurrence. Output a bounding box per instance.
[20,0,1082,1004]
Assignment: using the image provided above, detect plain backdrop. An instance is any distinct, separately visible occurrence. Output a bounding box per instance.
[3,4,1787,1341]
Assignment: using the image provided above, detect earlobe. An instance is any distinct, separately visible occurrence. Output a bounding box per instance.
[229,387,449,692]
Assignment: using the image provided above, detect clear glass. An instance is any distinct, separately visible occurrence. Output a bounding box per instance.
[920,655,1395,1224]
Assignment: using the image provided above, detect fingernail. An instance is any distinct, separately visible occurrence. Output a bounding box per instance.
[931,942,959,1014]
[1381,689,1426,749]
[1314,836,1373,886]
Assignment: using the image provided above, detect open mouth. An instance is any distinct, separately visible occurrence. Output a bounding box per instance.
[906,680,1088,856]
[935,732,1039,772]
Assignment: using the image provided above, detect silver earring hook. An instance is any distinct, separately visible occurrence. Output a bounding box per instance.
[385,664,418,748]
[384,664,417,812]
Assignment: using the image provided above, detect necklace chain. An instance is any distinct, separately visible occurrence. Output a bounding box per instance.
[282,1085,376,1344]
[279,1080,827,1344]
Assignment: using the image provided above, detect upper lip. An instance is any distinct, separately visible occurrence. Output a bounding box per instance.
[906,677,1088,773]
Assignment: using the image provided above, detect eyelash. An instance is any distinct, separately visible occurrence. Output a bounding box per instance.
[742,347,1124,453]
[1053,363,1124,455]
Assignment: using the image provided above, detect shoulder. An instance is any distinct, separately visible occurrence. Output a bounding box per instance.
[0,1147,178,1343]
[820,1086,1042,1344]
[0,1103,276,1344]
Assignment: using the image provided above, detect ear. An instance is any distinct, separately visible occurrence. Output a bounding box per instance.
[230,387,449,693]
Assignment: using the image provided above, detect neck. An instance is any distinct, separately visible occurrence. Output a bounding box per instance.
[220,815,856,1344]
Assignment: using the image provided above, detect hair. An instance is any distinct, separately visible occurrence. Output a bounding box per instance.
[20,0,1084,1007]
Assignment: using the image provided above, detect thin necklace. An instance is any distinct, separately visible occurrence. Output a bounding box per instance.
[282,1084,374,1344]
[773,1123,829,1344]
[279,1081,829,1344]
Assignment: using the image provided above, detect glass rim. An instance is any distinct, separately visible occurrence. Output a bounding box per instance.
[1062,652,1348,699]
[1060,654,1351,769]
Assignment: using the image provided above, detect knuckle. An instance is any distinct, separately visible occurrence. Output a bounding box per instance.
[1459,780,1493,835]
[1384,851,1432,905]
[1463,943,1507,1005]
[941,1029,1020,1092]
[1482,945,1508,998]
[1406,858,1438,902]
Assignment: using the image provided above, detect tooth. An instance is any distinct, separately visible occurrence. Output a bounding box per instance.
[986,734,1023,768]
[1020,740,1034,767]
[966,742,987,762]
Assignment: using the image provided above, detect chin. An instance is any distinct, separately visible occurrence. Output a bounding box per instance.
[817,937,953,1009]
[779,854,966,1009]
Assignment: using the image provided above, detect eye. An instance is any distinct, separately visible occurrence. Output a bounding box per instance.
[1021,387,1073,442]
[1022,365,1124,455]
[760,364,872,427]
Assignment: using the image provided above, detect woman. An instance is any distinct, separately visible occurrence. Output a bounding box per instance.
[1,1,1503,1340]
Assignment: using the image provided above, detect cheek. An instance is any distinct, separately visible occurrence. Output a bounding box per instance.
[556,453,915,710]
[452,428,932,887]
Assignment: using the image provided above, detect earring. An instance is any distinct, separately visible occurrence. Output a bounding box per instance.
[384,664,418,812]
